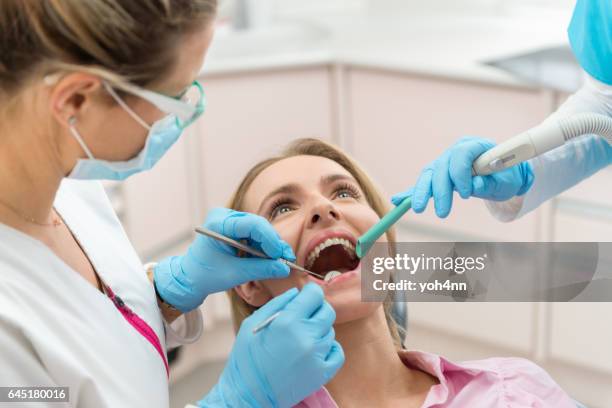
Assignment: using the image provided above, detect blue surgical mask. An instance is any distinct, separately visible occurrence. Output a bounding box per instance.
[67,114,182,180]
[67,79,204,181]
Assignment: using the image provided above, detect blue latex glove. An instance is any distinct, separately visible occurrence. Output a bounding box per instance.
[154,208,296,312]
[197,283,345,408]
[391,137,534,218]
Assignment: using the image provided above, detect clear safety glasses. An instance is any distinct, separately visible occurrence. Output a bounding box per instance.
[108,79,206,129]
[44,72,206,129]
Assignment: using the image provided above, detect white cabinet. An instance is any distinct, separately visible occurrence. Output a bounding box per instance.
[552,196,612,241]
[548,302,612,375]
[547,207,612,376]
[407,302,536,353]
[194,67,334,218]
[122,134,197,259]
[347,68,551,241]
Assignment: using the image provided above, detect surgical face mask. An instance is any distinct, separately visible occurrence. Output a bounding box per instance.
[67,80,205,181]
[68,114,182,180]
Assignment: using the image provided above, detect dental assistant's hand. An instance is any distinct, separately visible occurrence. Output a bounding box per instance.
[197,283,345,408]
[154,208,295,313]
[392,137,535,218]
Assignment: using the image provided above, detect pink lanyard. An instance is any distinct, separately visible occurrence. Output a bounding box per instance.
[104,284,169,378]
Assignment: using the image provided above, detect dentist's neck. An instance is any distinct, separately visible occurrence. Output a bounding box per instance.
[326,307,436,407]
[0,105,66,230]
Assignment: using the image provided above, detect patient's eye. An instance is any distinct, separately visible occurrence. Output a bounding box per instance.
[333,182,362,200]
[268,198,296,220]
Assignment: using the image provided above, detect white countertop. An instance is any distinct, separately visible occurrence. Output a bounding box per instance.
[200,5,575,90]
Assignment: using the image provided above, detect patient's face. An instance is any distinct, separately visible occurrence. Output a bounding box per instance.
[237,155,384,323]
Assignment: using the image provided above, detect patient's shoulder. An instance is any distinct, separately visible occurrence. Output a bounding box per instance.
[462,356,555,384]
[501,358,578,404]
[400,350,576,407]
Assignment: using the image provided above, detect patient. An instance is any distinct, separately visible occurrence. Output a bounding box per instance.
[226,138,575,407]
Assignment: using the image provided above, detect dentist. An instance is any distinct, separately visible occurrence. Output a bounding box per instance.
[393,0,612,221]
[0,1,342,407]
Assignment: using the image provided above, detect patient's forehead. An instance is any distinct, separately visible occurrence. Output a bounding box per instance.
[244,155,355,213]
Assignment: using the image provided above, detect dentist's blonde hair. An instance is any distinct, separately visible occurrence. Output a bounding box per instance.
[0,0,216,99]
[226,138,404,348]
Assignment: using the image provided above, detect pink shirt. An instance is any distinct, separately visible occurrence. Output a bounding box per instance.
[296,350,575,408]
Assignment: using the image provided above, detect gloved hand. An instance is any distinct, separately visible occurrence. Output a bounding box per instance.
[392,137,534,218]
[197,283,345,408]
[154,208,296,312]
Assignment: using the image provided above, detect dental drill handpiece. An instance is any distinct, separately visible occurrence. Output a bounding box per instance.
[472,113,612,176]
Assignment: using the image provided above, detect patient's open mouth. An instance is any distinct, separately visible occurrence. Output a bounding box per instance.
[305,237,360,280]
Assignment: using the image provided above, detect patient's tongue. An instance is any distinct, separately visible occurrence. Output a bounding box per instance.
[311,245,357,275]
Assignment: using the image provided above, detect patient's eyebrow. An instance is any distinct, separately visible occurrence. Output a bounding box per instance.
[320,174,356,186]
[257,184,300,214]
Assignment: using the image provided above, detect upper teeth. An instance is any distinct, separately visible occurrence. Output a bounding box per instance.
[306,237,356,269]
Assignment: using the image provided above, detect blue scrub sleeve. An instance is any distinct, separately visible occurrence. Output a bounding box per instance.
[568,0,612,85]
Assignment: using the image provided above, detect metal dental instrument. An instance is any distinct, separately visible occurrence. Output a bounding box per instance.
[324,271,342,282]
[472,113,612,176]
[355,196,412,259]
[252,311,281,334]
[194,226,326,280]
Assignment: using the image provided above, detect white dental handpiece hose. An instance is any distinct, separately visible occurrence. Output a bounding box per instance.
[472,113,612,176]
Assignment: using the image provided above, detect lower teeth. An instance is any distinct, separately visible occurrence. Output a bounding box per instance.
[324,270,342,282]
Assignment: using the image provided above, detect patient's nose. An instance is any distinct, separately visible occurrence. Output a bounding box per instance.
[308,201,340,228]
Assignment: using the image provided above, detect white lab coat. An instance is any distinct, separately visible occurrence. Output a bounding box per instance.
[0,179,202,407]
[487,74,612,222]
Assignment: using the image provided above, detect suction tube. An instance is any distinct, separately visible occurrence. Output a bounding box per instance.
[472,113,612,176]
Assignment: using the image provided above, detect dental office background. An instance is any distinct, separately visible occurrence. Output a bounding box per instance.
[99,0,611,407]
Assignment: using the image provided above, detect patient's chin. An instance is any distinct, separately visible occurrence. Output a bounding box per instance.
[324,286,381,324]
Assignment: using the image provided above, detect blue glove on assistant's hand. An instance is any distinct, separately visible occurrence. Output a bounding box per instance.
[197,283,345,408]
[154,208,296,312]
[392,137,534,218]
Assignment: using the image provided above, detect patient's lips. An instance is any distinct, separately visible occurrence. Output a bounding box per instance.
[308,263,361,288]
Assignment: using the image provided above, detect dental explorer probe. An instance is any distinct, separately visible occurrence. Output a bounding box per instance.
[194,226,326,280]
[194,227,337,334]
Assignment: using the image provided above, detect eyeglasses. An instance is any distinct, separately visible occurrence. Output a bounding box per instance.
[110,79,206,129]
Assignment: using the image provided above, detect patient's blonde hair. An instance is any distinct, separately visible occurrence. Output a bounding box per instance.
[226,138,404,348]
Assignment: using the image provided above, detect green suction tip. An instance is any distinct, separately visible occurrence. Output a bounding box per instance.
[356,196,412,259]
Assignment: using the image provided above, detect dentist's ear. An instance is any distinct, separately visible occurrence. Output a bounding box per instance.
[47,73,103,126]
[234,281,274,307]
